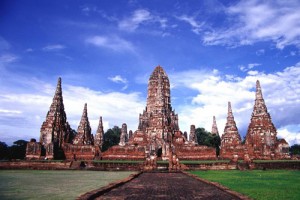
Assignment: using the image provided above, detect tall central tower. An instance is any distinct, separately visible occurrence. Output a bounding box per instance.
[138,66,179,144]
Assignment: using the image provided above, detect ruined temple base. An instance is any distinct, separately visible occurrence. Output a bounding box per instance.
[101,145,146,160]
[63,144,96,160]
[176,145,216,160]
[220,147,245,160]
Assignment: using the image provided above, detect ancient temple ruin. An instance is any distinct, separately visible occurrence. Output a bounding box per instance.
[34,77,73,159]
[73,103,94,145]
[64,103,96,160]
[245,80,290,159]
[94,116,104,150]
[220,102,244,159]
[26,66,290,161]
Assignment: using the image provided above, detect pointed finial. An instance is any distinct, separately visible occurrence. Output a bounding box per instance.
[256,80,263,100]
[228,101,232,113]
[82,103,88,118]
[99,116,103,126]
[55,77,62,95]
[58,77,61,84]
[211,116,219,135]
[256,80,261,89]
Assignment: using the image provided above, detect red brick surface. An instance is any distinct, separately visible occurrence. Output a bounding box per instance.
[96,172,241,200]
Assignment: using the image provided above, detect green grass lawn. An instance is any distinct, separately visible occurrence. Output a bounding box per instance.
[93,160,143,163]
[0,170,135,200]
[180,160,230,164]
[190,170,300,200]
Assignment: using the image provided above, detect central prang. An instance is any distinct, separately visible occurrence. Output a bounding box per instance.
[137,66,179,157]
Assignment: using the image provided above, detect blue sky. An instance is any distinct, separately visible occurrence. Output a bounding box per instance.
[1,0,300,145]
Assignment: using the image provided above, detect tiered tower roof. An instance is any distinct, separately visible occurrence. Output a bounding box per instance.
[138,66,179,142]
[221,102,242,148]
[246,80,277,147]
[73,103,94,145]
[211,116,219,135]
[39,77,71,147]
[94,116,104,148]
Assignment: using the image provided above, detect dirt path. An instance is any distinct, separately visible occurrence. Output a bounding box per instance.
[95,172,242,200]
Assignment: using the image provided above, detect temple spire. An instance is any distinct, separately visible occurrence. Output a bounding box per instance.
[245,80,278,159]
[221,102,241,148]
[256,80,263,100]
[39,77,71,148]
[211,116,219,135]
[228,102,233,118]
[73,103,93,145]
[94,116,104,149]
[55,77,62,96]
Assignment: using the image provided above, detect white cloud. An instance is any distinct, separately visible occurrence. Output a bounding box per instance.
[0,109,22,114]
[108,75,127,84]
[108,75,128,90]
[119,9,152,31]
[203,0,300,49]
[25,48,33,52]
[277,125,300,145]
[256,49,265,56]
[176,15,204,34]
[118,9,169,32]
[86,35,135,53]
[0,54,18,63]
[42,44,65,51]
[239,63,261,72]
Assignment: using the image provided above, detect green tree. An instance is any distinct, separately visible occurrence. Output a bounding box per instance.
[209,134,221,156]
[195,127,211,146]
[0,141,9,160]
[9,140,28,160]
[195,127,221,156]
[290,144,300,155]
[101,126,121,152]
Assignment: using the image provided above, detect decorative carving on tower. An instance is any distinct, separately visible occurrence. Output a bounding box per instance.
[211,116,219,135]
[221,102,242,148]
[73,103,94,145]
[39,77,72,148]
[245,80,280,159]
[94,116,104,149]
[119,123,127,146]
[189,125,197,144]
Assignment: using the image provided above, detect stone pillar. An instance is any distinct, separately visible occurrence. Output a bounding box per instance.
[211,116,219,135]
[119,123,127,146]
[189,125,197,144]
[94,116,104,149]
[128,130,133,139]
